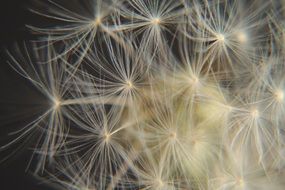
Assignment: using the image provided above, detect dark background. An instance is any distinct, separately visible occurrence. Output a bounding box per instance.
[0,0,56,189]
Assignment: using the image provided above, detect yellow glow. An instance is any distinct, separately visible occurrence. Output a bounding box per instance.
[216,33,225,42]
[251,109,259,118]
[124,80,134,90]
[151,17,161,25]
[156,178,164,188]
[93,17,101,26]
[275,90,284,102]
[169,131,177,142]
[104,132,111,143]
[236,31,247,44]
[192,76,199,84]
[188,75,200,89]
[53,99,61,110]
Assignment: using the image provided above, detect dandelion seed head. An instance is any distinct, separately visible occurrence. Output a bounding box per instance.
[151,17,161,25]
[192,75,200,84]
[275,89,284,102]
[103,132,111,143]
[169,131,177,139]
[168,131,178,144]
[93,16,102,27]
[216,33,225,43]
[53,98,61,110]
[251,109,259,118]
[155,178,164,188]
[124,80,134,89]
[236,31,248,44]
[188,75,200,89]
[189,133,204,150]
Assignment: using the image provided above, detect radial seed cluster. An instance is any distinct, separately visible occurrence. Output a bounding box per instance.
[3,0,285,189]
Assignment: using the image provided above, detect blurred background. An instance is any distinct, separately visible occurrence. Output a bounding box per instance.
[0,0,55,189]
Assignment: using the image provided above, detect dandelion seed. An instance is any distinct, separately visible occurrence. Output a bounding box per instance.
[53,98,61,110]
[228,97,279,169]
[251,108,259,118]
[4,42,70,173]
[117,0,184,56]
[216,33,226,43]
[151,17,161,25]
[275,89,284,102]
[93,16,102,27]
[28,0,124,61]
[125,80,134,89]
[184,0,269,73]
[103,132,111,143]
